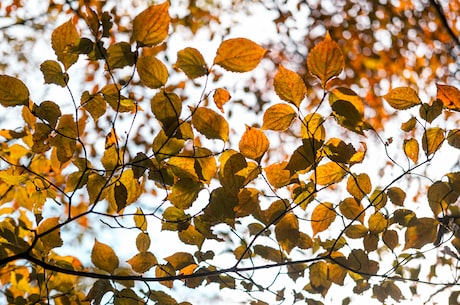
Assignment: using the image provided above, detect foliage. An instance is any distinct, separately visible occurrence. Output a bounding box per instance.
[1,1,460,304]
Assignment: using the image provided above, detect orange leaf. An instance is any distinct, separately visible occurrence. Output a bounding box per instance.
[191,107,229,141]
[313,162,347,185]
[346,173,372,201]
[307,32,344,88]
[132,2,170,47]
[51,19,80,70]
[175,47,208,79]
[422,127,444,156]
[403,138,419,163]
[127,252,158,273]
[91,239,119,273]
[436,84,460,110]
[213,38,267,73]
[311,202,336,236]
[213,88,231,112]
[239,125,269,161]
[383,87,422,110]
[37,217,63,252]
[262,103,297,131]
[273,64,307,108]
[264,161,296,188]
[339,197,365,223]
[275,213,300,254]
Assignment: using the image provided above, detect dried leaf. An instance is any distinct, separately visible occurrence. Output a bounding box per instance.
[213,88,231,112]
[436,84,460,110]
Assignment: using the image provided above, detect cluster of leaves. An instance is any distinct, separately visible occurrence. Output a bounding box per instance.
[1,1,460,305]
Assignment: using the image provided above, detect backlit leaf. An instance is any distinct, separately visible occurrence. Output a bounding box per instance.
[447,129,460,149]
[419,100,443,123]
[137,55,168,89]
[346,173,372,201]
[254,245,286,263]
[235,188,260,218]
[383,87,422,110]
[136,232,151,252]
[404,218,437,250]
[313,162,347,185]
[134,208,148,231]
[175,47,208,79]
[191,107,229,141]
[213,38,267,73]
[329,87,364,116]
[51,19,80,70]
[239,125,269,161]
[213,88,231,113]
[307,32,344,88]
[50,114,77,166]
[309,261,331,296]
[324,138,356,164]
[168,156,199,181]
[264,161,297,188]
[168,178,202,209]
[150,90,182,129]
[164,252,195,270]
[40,60,68,87]
[427,181,457,216]
[127,252,157,273]
[273,64,307,108]
[275,213,299,254]
[0,75,30,107]
[219,150,247,193]
[262,103,297,131]
[436,84,460,110]
[91,239,119,273]
[368,212,388,234]
[162,206,189,231]
[370,188,387,211]
[37,217,63,252]
[345,224,368,239]
[106,42,135,69]
[300,113,326,142]
[339,197,365,223]
[401,116,417,132]
[178,225,205,248]
[33,100,61,128]
[311,202,336,236]
[387,187,406,206]
[81,91,106,121]
[422,127,444,156]
[403,138,419,163]
[132,2,170,47]
[331,100,369,135]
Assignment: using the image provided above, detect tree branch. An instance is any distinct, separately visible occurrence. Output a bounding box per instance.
[429,0,460,50]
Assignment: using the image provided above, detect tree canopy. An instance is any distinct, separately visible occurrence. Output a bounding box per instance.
[1,0,460,304]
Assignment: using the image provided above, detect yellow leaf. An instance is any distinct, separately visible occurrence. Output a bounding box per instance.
[300,113,326,142]
[91,239,119,273]
[346,173,372,201]
[404,218,437,250]
[152,129,184,160]
[339,197,365,223]
[307,32,344,88]
[106,42,135,69]
[422,127,444,156]
[309,261,331,296]
[101,84,137,113]
[436,83,460,110]
[311,202,336,236]
[427,181,456,216]
[40,60,68,87]
[313,162,347,185]
[134,208,148,231]
[175,47,208,79]
[33,100,62,129]
[213,38,267,73]
[37,217,63,252]
[194,147,217,183]
[264,161,297,188]
[0,171,29,186]
[273,64,307,107]
[370,188,387,211]
[0,75,30,107]
[368,212,388,234]
[127,251,157,273]
[136,232,151,252]
[262,103,297,131]
[132,2,170,47]
[239,125,269,161]
[51,19,80,70]
[168,178,202,209]
[345,224,368,239]
[383,87,422,110]
[191,107,229,141]
[50,114,77,166]
[137,55,168,89]
[329,87,364,116]
[218,150,247,193]
[178,225,205,248]
[235,188,260,218]
[81,91,106,121]
[168,155,199,181]
[164,252,195,270]
[403,138,419,163]
[401,116,417,132]
[275,213,299,254]
[213,88,231,113]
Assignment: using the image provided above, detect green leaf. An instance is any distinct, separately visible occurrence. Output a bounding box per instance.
[137,55,168,89]
[51,19,80,70]
[132,2,170,47]
[0,75,30,107]
[191,107,229,142]
[174,47,208,79]
[40,60,68,87]
[91,239,119,273]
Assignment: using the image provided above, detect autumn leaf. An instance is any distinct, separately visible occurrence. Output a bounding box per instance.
[51,19,80,70]
[239,125,269,161]
[262,103,297,131]
[37,217,63,252]
[339,197,365,224]
[273,64,307,108]
[422,127,444,156]
[404,218,437,250]
[213,38,267,73]
[311,202,336,236]
[132,2,170,47]
[40,60,69,87]
[307,32,344,88]
[213,88,231,112]
[134,208,148,231]
[383,87,422,110]
[403,138,419,163]
[137,55,168,89]
[436,84,460,110]
[346,173,372,201]
[106,42,135,69]
[127,252,158,273]
[33,100,61,128]
[191,107,229,142]
[0,75,30,107]
[368,212,388,234]
[264,161,297,188]
[313,162,348,185]
[275,213,300,254]
[387,187,406,206]
[91,239,119,273]
[175,47,208,79]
